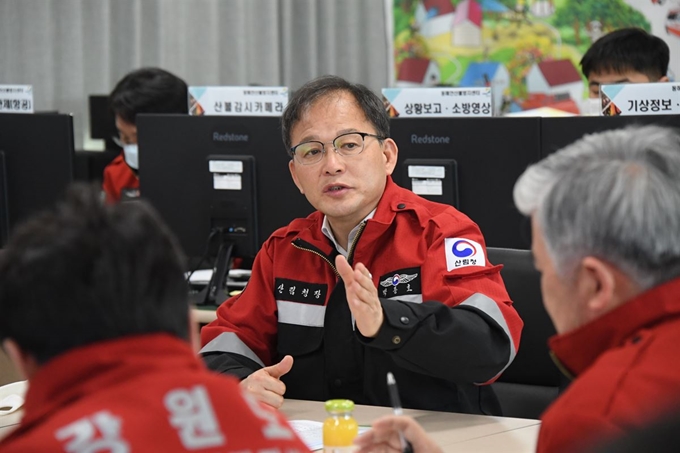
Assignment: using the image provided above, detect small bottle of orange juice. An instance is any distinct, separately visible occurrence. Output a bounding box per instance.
[323,399,359,453]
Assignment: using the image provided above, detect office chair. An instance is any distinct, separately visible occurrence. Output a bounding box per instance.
[488,247,568,419]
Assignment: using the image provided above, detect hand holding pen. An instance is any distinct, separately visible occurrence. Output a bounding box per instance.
[354,373,442,453]
[387,372,413,453]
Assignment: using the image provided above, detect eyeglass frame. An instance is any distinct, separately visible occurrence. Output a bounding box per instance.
[289,131,387,165]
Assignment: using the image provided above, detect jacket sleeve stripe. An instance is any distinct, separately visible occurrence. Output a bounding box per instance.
[199,332,265,367]
[459,293,517,381]
[277,300,326,327]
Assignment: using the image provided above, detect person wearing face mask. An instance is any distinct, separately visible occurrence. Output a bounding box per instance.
[579,27,670,115]
[102,67,188,203]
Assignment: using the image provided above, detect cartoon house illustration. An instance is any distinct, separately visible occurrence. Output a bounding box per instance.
[459,62,510,113]
[414,0,456,38]
[452,0,482,47]
[396,57,441,87]
[525,59,584,103]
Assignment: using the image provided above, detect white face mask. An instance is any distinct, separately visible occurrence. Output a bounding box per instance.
[123,144,139,170]
[580,98,602,116]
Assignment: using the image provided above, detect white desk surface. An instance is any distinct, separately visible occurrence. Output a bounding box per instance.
[1,390,540,452]
[281,399,540,452]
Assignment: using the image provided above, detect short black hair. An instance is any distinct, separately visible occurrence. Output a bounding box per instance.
[580,28,669,80]
[281,75,390,150]
[0,184,189,364]
[110,67,188,124]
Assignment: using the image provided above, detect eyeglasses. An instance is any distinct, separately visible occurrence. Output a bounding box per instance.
[289,132,386,165]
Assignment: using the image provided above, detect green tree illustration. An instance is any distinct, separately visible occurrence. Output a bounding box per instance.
[554,0,650,46]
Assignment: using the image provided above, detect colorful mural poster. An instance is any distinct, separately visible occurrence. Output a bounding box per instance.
[391,0,680,114]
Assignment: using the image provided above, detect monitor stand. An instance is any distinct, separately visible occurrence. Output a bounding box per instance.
[192,236,234,306]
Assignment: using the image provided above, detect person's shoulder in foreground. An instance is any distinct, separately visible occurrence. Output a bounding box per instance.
[353,124,680,453]
[103,67,188,203]
[0,184,309,452]
[200,74,522,415]
[516,124,680,453]
[580,27,670,98]
[591,409,680,453]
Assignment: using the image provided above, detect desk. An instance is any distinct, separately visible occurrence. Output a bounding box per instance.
[281,399,540,453]
[1,395,540,452]
[191,306,217,324]
[0,412,20,442]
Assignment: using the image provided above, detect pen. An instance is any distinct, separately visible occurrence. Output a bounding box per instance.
[386,372,414,453]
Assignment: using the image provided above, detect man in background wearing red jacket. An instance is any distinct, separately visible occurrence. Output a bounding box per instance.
[103,67,187,203]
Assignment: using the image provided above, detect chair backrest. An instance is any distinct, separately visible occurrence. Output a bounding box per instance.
[488,247,568,419]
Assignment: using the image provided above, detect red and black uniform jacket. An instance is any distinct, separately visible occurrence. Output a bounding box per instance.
[102,153,139,203]
[0,334,309,452]
[538,277,680,453]
[201,177,523,414]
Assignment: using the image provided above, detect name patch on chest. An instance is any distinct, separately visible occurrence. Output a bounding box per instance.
[274,278,327,305]
[378,267,421,298]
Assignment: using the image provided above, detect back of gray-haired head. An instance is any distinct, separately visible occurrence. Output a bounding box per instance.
[514,124,680,289]
[281,75,390,150]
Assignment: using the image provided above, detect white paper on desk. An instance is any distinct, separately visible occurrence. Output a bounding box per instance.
[0,380,28,416]
[289,420,370,451]
[0,395,23,415]
[289,420,325,450]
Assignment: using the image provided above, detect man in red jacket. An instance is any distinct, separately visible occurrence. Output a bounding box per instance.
[0,185,309,452]
[353,124,680,453]
[102,67,188,203]
[201,75,523,415]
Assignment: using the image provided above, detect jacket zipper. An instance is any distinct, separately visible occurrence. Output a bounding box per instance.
[291,239,340,277]
[347,221,367,264]
[291,220,368,277]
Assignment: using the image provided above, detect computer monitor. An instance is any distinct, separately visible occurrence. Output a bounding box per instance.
[390,117,542,249]
[137,114,313,303]
[0,113,75,246]
[88,94,119,150]
[0,152,9,246]
[541,114,680,159]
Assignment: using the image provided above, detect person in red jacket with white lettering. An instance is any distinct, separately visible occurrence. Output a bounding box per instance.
[102,67,188,203]
[0,185,309,452]
[200,75,523,415]
[353,125,680,453]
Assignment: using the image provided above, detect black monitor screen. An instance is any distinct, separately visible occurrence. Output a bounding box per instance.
[390,117,542,249]
[88,94,118,150]
[137,114,312,261]
[0,152,9,246]
[541,114,680,159]
[0,113,74,245]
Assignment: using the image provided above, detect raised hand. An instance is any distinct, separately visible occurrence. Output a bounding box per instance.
[335,255,383,338]
[240,355,293,409]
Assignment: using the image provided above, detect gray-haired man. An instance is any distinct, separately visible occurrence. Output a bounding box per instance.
[354,125,680,453]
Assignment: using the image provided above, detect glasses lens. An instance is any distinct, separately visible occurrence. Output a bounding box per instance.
[334,133,364,156]
[294,142,324,164]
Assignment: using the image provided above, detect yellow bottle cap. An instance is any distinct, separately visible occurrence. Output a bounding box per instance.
[325,399,355,413]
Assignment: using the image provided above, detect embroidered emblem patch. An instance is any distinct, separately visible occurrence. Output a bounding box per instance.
[378,267,421,298]
[444,238,486,271]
